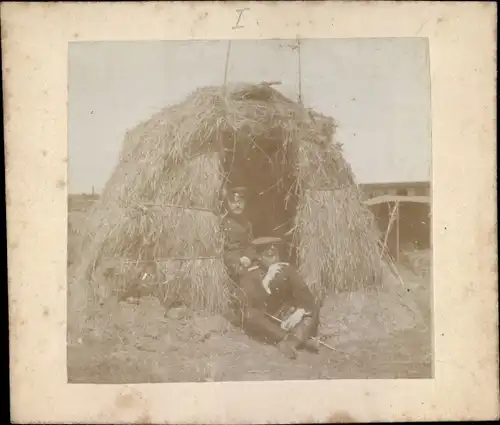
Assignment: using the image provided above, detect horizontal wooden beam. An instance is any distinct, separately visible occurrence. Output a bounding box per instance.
[364,195,431,206]
[360,181,430,189]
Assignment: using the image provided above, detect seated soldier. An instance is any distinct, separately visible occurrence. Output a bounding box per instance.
[221,186,257,283]
[236,237,320,359]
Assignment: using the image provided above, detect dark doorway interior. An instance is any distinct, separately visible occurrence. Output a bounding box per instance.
[371,201,431,259]
[220,131,299,263]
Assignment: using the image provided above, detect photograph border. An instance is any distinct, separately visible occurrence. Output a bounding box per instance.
[4,2,498,423]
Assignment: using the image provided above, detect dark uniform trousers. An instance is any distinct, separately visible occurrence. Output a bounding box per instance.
[236,264,320,347]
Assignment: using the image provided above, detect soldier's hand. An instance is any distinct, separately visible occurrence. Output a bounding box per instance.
[262,262,288,294]
[281,308,305,330]
[240,256,251,267]
[267,262,288,279]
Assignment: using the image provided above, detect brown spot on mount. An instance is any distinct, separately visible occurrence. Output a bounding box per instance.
[134,412,152,424]
[326,411,356,423]
[115,392,136,409]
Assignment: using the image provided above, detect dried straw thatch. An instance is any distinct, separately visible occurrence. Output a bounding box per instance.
[70,82,384,317]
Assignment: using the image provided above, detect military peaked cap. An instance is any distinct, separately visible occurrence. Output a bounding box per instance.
[252,236,283,251]
[225,186,248,197]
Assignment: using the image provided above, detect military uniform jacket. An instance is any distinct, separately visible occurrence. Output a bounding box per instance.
[221,214,257,268]
[238,264,316,316]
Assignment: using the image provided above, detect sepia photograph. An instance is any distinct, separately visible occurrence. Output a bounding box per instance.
[4,2,497,423]
[66,38,433,383]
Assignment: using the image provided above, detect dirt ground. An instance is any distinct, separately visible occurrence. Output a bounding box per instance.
[67,201,432,382]
[67,264,432,383]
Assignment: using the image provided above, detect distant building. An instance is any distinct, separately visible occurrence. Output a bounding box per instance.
[360,181,431,260]
[359,181,430,199]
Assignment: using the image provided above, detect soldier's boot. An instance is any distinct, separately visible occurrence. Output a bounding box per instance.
[303,338,320,353]
[277,336,298,360]
[293,316,319,354]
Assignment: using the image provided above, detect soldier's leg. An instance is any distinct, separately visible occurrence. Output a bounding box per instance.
[242,308,303,359]
[291,309,320,352]
[241,307,288,344]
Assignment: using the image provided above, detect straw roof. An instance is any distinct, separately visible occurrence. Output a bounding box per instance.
[70,82,383,318]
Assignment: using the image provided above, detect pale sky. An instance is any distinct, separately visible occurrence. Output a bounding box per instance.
[68,38,431,194]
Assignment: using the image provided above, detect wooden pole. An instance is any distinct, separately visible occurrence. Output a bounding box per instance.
[396,201,400,262]
[381,201,398,260]
[223,40,232,87]
[297,38,302,105]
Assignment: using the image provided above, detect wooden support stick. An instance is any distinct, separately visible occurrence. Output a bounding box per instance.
[223,40,232,87]
[380,201,399,261]
[396,201,400,262]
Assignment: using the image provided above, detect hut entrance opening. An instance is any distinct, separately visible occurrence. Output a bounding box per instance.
[220,131,299,264]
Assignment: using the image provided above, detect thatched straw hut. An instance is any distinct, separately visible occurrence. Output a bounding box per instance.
[70,82,384,316]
